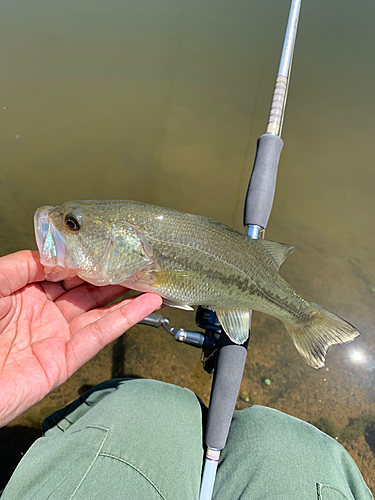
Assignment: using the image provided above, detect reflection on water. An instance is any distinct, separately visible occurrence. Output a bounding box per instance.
[1,0,375,492]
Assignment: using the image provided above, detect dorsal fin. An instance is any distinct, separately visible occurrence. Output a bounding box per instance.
[254,239,294,270]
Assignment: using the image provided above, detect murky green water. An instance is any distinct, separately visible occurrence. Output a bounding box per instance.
[1,0,375,492]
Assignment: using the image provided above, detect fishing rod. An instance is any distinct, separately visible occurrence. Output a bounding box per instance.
[200,2,301,497]
[244,0,301,236]
[141,0,302,498]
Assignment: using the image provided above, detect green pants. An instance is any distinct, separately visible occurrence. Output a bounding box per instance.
[2,379,372,500]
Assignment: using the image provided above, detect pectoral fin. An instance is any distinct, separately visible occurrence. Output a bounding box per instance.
[212,307,251,344]
[254,240,294,270]
[140,270,197,311]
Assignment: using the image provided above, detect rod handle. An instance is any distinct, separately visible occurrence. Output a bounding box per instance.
[243,133,284,229]
[205,336,248,450]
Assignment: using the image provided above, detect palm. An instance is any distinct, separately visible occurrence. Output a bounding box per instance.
[0,251,162,426]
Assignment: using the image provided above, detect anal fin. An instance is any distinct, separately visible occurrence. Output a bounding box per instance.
[212,307,250,344]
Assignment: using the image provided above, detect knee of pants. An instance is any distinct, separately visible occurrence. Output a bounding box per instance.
[228,405,337,456]
[214,407,372,500]
[45,379,204,438]
[3,381,206,500]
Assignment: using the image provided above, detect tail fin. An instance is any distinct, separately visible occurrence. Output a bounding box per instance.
[284,302,360,369]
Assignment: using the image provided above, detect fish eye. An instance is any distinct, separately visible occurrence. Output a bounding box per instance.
[64,213,81,232]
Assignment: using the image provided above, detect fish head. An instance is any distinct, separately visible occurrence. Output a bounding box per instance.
[34,200,153,284]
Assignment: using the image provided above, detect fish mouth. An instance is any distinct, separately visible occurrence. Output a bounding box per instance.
[34,207,67,268]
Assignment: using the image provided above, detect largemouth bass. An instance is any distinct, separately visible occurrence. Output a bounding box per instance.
[34,199,359,369]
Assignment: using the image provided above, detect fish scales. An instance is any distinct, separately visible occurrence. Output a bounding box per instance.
[34,199,360,368]
[124,202,308,323]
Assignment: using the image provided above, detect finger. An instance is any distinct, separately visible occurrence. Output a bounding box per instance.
[68,296,134,332]
[39,281,69,301]
[56,283,131,322]
[40,277,104,302]
[0,251,45,298]
[61,276,85,290]
[65,293,162,375]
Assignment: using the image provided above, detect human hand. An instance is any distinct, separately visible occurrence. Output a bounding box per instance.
[0,250,162,427]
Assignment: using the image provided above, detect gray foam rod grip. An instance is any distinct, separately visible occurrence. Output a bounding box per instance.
[244,133,284,229]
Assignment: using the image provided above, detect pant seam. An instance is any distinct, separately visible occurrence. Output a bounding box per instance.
[316,482,351,500]
[99,451,168,500]
[68,426,109,500]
